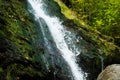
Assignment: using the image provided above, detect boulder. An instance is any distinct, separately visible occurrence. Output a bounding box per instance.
[97,64,120,80]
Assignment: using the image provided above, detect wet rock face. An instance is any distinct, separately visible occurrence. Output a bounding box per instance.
[97,64,120,80]
[0,0,73,80]
[43,0,63,18]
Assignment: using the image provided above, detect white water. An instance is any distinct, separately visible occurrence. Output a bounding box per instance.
[28,0,84,80]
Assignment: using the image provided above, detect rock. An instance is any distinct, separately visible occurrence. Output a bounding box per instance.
[0,0,73,80]
[97,64,120,80]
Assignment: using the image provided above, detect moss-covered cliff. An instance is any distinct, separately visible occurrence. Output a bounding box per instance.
[0,0,73,80]
[0,0,49,79]
[1,0,120,80]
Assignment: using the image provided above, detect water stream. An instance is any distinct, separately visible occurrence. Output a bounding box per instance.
[28,0,85,80]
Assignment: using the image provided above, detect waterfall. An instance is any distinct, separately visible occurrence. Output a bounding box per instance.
[28,0,84,80]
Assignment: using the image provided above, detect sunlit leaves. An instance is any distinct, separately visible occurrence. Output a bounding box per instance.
[68,0,120,46]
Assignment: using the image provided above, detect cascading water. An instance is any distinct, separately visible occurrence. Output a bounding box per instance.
[28,0,85,80]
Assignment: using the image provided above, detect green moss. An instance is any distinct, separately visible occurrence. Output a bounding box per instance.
[0,67,3,73]
[54,0,76,19]
[0,0,39,59]
[0,0,46,79]
[6,63,45,80]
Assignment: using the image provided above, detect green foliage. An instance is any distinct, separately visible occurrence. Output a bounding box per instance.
[65,0,120,46]
[56,0,120,57]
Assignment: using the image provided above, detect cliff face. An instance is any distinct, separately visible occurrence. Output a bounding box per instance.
[1,0,120,80]
[0,0,72,80]
[0,0,47,79]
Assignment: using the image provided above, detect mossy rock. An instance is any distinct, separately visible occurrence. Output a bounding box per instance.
[0,0,46,79]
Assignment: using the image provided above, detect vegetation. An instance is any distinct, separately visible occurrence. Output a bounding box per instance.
[0,0,47,79]
[61,0,120,47]
[1,0,120,79]
[55,0,120,66]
